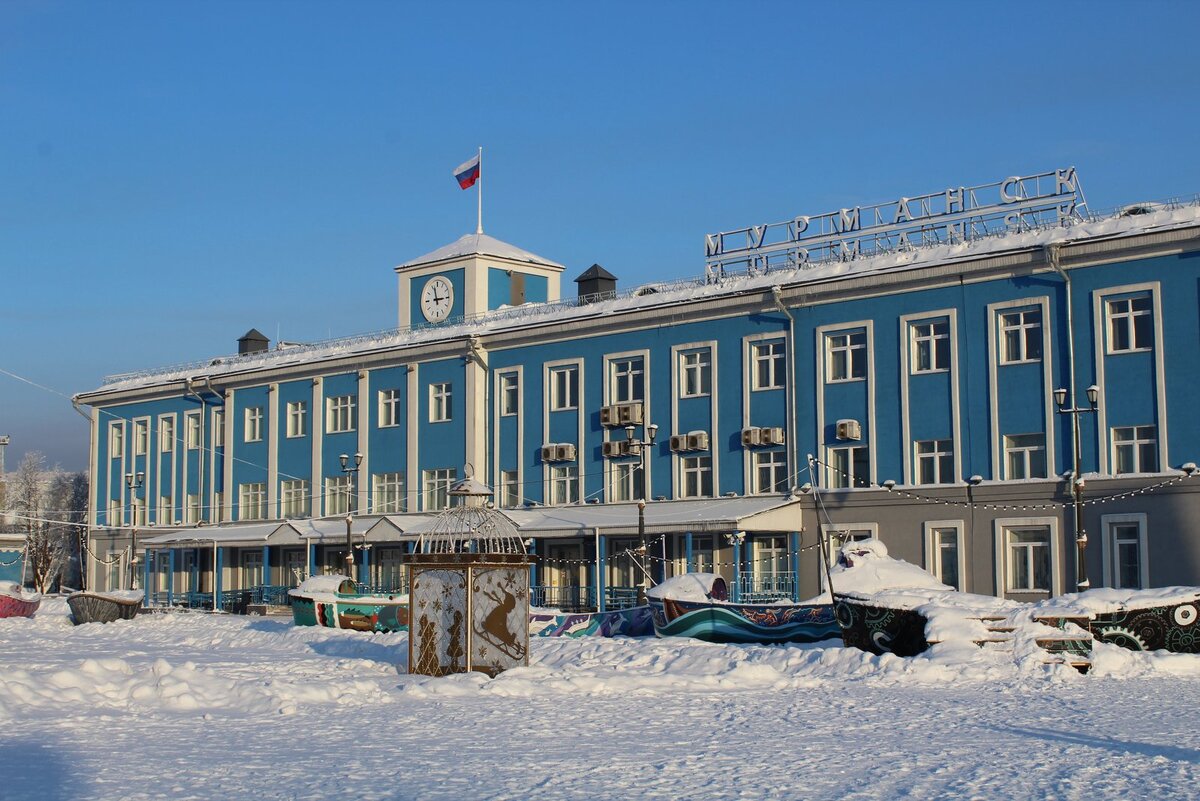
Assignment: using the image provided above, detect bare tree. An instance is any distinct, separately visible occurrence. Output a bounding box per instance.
[10,451,72,593]
[46,471,87,591]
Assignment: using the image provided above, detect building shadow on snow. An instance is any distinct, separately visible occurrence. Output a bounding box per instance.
[245,618,295,635]
[0,737,89,801]
[985,724,1200,763]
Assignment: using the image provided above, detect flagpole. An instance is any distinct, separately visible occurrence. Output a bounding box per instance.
[476,146,483,234]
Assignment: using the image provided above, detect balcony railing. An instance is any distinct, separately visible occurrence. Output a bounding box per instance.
[737,571,796,603]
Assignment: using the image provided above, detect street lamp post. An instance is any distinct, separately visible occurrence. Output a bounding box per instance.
[125,471,145,592]
[1053,384,1098,591]
[339,452,363,582]
[626,421,657,604]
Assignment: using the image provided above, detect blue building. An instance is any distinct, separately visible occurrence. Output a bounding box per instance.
[76,169,1200,610]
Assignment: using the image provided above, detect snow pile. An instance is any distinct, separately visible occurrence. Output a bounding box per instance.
[645,572,726,602]
[288,573,355,600]
[829,538,949,598]
[1035,587,1200,617]
[0,581,40,602]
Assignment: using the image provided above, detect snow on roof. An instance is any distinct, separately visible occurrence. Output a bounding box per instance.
[398,232,564,270]
[89,200,1200,395]
[141,521,301,547]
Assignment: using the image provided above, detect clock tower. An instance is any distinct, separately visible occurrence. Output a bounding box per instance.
[395,233,564,328]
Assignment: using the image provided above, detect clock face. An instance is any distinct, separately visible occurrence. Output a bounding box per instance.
[421,276,454,323]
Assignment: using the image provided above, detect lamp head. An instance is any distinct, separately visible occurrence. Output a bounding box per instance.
[354,452,363,467]
[1053,387,1067,408]
[339,453,349,470]
[625,424,636,442]
[647,423,658,443]
[1086,384,1099,406]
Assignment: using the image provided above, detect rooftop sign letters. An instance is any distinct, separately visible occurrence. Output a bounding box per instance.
[704,168,1087,277]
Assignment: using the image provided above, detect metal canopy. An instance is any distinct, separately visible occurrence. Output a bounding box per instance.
[140,521,303,548]
[503,496,799,538]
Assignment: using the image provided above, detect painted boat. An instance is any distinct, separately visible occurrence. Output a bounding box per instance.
[0,581,41,619]
[67,590,143,625]
[289,575,409,633]
[1040,588,1200,654]
[832,593,931,657]
[647,574,839,644]
[529,605,654,638]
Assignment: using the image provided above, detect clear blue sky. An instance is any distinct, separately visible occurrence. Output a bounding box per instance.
[2,0,1198,472]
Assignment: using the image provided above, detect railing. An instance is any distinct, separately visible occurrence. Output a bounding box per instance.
[530,584,596,612]
[354,580,409,596]
[605,586,641,610]
[737,572,796,603]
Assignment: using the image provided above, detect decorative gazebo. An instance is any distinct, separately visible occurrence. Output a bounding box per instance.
[404,477,533,677]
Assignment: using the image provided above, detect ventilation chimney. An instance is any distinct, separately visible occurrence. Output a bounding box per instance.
[574,263,618,304]
[238,328,270,355]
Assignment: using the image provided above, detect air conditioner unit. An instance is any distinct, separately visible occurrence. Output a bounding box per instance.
[600,405,620,426]
[555,443,577,462]
[686,431,710,451]
[602,440,631,458]
[741,427,761,447]
[619,403,644,425]
[540,445,557,462]
[668,434,687,453]
[836,419,862,441]
[761,427,786,445]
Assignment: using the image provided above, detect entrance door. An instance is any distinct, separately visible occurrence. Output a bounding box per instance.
[751,535,788,599]
[377,547,405,592]
[283,549,306,588]
[545,543,587,610]
[241,550,263,590]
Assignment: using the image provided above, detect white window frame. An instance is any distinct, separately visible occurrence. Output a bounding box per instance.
[499,373,519,417]
[914,439,955,485]
[244,406,263,443]
[429,383,452,423]
[825,330,867,383]
[212,409,225,447]
[422,468,456,512]
[1111,425,1158,474]
[1003,433,1047,480]
[679,349,712,398]
[751,449,788,494]
[280,479,309,519]
[109,422,125,459]
[609,461,644,503]
[923,520,965,591]
[679,455,713,499]
[750,340,786,391]
[372,472,406,514]
[133,419,149,456]
[185,494,201,525]
[609,356,645,404]
[548,365,579,411]
[1100,512,1149,590]
[378,389,401,428]
[286,401,307,438]
[825,445,869,489]
[239,482,267,521]
[325,475,351,516]
[999,308,1043,364]
[1106,295,1153,354]
[213,491,225,524]
[549,465,580,505]
[910,320,950,373]
[326,395,357,434]
[185,412,201,450]
[994,517,1060,597]
[498,469,520,508]
[158,415,175,453]
[158,495,173,525]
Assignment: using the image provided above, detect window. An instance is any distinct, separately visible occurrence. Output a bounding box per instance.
[751,340,786,390]
[549,366,579,411]
[550,465,580,505]
[158,495,173,524]
[131,497,146,527]
[680,350,712,397]
[609,462,644,503]
[326,395,357,434]
[159,417,174,453]
[499,470,520,508]
[134,420,149,456]
[1112,425,1158,474]
[999,309,1043,363]
[185,413,201,449]
[1107,295,1153,353]
[185,494,201,525]
[213,492,224,524]
[826,331,867,382]
[499,374,519,416]
[422,468,456,511]
[213,409,225,446]
[109,423,124,459]
[239,482,267,521]
[378,390,401,428]
[927,524,962,591]
[914,439,954,485]
[1007,526,1051,592]
[680,456,713,498]
[325,475,352,516]
[1004,433,1047,480]
[752,450,788,494]
[244,407,263,443]
[430,383,452,422]
[1105,516,1146,590]
[610,357,645,403]
[827,446,869,489]
[281,479,310,519]
[107,499,121,527]
[287,401,307,438]
[372,472,406,514]
[911,321,950,373]
[690,534,715,573]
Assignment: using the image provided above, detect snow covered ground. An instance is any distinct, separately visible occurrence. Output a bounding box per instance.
[3,600,1200,801]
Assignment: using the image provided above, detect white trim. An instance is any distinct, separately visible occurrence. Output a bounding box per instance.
[268,386,279,520]
[1099,511,1150,590]
[220,396,233,524]
[602,350,649,500]
[1092,282,1166,474]
[923,519,966,592]
[814,320,876,487]
[993,516,1061,597]
[899,309,960,485]
[671,340,719,500]
[311,379,324,518]
[492,365,523,501]
[543,356,585,504]
[406,366,419,513]
[89,407,99,528]
[357,370,369,513]
[986,297,1054,480]
[743,332,787,493]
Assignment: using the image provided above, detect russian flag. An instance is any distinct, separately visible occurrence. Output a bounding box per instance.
[453,153,481,189]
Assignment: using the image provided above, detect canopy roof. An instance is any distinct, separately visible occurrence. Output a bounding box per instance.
[398,233,563,270]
